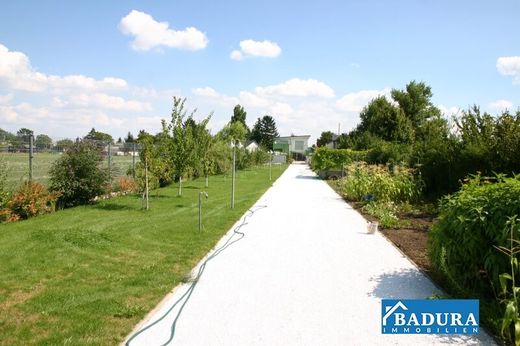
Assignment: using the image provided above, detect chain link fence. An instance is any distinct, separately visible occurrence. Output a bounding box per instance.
[0,136,141,190]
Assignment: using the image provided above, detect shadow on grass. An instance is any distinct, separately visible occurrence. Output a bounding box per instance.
[93,203,136,211]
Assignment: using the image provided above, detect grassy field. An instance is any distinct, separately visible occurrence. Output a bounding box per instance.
[0,163,287,345]
[0,152,136,189]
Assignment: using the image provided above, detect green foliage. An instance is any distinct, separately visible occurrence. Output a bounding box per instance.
[366,140,412,165]
[209,140,232,174]
[494,216,520,345]
[250,115,279,149]
[428,174,520,297]
[248,148,271,166]
[316,131,335,147]
[311,147,368,171]
[218,121,248,144]
[84,128,113,144]
[49,141,109,207]
[34,134,53,150]
[362,201,400,228]
[339,162,423,203]
[0,157,9,208]
[231,104,249,134]
[359,96,414,143]
[6,181,60,220]
[55,138,74,150]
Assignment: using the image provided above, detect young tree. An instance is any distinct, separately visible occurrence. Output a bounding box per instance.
[217,121,248,144]
[191,115,214,186]
[169,97,195,196]
[250,115,279,149]
[17,128,33,143]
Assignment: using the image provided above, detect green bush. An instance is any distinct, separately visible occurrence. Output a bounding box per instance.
[248,149,270,166]
[428,174,520,297]
[362,201,400,228]
[50,141,109,207]
[340,162,423,203]
[311,147,368,171]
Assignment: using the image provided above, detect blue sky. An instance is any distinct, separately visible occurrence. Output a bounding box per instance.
[0,0,519,142]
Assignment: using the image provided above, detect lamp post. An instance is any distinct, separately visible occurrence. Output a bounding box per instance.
[199,191,208,231]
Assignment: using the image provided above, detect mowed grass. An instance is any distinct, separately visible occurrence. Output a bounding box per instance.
[0,164,287,345]
[0,152,136,188]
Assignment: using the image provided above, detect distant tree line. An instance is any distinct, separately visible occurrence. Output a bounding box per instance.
[315,81,520,196]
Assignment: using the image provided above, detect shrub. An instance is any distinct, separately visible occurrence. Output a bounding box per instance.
[428,174,520,297]
[50,141,109,207]
[249,149,271,166]
[115,176,138,193]
[340,162,423,203]
[311,147,368,171]
[6,181,60,220]
[362,201,400,228]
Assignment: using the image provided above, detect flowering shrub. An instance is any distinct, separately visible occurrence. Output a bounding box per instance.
[340,162,423,203]
[6,181,60,221]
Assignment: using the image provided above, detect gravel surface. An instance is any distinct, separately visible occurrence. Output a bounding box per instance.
[125,163,496,346]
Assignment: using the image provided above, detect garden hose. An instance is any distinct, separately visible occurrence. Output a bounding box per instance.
[125,205,267,346]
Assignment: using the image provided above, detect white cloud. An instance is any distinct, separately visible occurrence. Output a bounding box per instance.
[230,39,281,60]
[255,78,335,98]
[488,99,513,111]
[0,43,128,93]
[61,93,152,112]
[496,56,520,84]
[336,88,390,112]
[0,93,13,105]
[192,86,219,98]
[438,105,461,117]
[119,10,208,51]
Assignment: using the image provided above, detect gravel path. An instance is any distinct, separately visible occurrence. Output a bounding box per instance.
[125,163,496,346]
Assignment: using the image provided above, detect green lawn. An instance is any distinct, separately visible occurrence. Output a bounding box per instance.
[0,164,287,345]
[0,152,136,189]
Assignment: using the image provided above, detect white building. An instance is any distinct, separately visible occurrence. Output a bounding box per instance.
[273,135,311,158]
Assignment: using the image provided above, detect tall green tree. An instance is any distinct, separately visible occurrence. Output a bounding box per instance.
[358,96,414,143]
[17,128,33,143]
[84,128,113,144]
[391,81,441,137]
[231,104,249,132]
[316,131,335,147]
[250,115,279,149]
[34,134,53,150]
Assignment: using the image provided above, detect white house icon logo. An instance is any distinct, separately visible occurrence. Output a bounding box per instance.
[382,301,408,326]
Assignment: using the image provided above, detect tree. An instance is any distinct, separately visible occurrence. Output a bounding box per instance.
[316,131,334,147]
[391,81,441,136]
[169,97,196,196]
[191,115,213,186]
[17,128,33,143]
[250,115,279,149]
[217,121,248,144]
[49,141,108,207]
[124,132,135,143]
[358,96,414,143]
[56,139,74,150]
[84,128,113,144]
[231,104,249,133]
[34,134,53,150]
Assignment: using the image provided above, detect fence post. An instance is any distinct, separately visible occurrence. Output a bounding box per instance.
[107,142,111,183]
[29,134,34,182]
[132,142,136,179]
